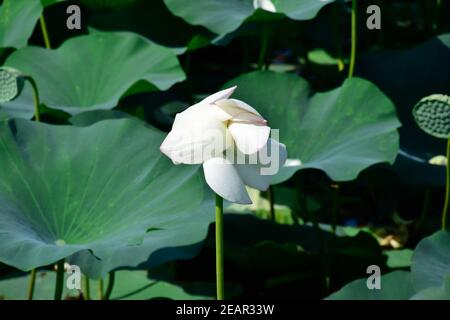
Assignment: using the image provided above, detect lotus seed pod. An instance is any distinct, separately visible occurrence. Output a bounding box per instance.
[413,94,450,139]
[0,67,25,103]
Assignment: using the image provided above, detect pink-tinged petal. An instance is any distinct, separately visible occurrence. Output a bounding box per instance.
[215,98,262,118]
[228,122,270,155]
[230,111,267,125]
[202,157,252,204]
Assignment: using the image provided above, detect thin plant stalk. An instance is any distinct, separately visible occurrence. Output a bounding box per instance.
[257,23,275,220]
[331,184,340,235]
[27,268,37,300]
[312,203,330,295]
[183,52,191,76]
[258,24,271,70]
[98,279,104,300]
[331,3,344,72]
[242,39,249,73]
[295,174,328,295]
[295,174,308,222]
[25,76,41,122]
[376,0,385,48]
[54,259,65,300]
[83,276,91,300]
[267,186,276,222]
[39,15,52,49]
[103,272,116,300]
[414,187,431,235]
[436,0,442,33]
[441,138,450,230]
[25,76,41,299]
[215,194,225,300]
[328,184,340,292]
[348,0,357,78]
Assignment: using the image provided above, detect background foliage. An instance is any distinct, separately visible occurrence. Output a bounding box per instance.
[0,0,449,300]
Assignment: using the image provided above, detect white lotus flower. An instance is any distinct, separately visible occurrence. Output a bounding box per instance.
[160,86,287,204]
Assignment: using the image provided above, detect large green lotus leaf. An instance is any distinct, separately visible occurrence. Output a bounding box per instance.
[384,249,413,269]
[225,71,400,182]
[163,0,334,36]
[88,0,212,54]
[67,198,213,278]
[326,271,415,300]
[4,32,186,114]
[40,0,66,6]
[0,82,35,119]
[69,110,132,127]
[0,0,64,49]
[0,270,208,300]
[411,230,450,291]
[0,118,213,279]
[410,276,450,300]
[0,0,42,49]
[163,0,253,36]
[271,0,336,21]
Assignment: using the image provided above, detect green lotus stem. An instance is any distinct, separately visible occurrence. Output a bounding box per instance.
[328,184,340,294]
[24,76,41,122]
[436,0,442,32]
[27,268,37,300]
[83,276,91,300]
[331,184,340,235]
[54,259,65,300]
[312,205,330,295]
[242,39,249,73]
[183,52,191,75]
[295,174,308,221]
[376,0,385,47]
[39,15,52,49]
[103,272,116,300]
[98,279,104,300]
[348,0,357,78]
[331,3,344,72]
[295,175,328,294]
[414,187,431,234]
[267,186,276,222]
[441,138,450,230]
[215,194,225,300]
[257,23,271,70]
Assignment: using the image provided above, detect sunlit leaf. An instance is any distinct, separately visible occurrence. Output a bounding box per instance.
[0,0,42,49]
[411,230,450,291]
[163,0,335,36]
[4,32,186,114]
[225,71,401,183]
[0,118,212,279]
[327,271,415,300]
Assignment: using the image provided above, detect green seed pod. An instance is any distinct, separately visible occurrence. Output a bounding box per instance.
[413,94,450,139]
[0,67,25,103]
